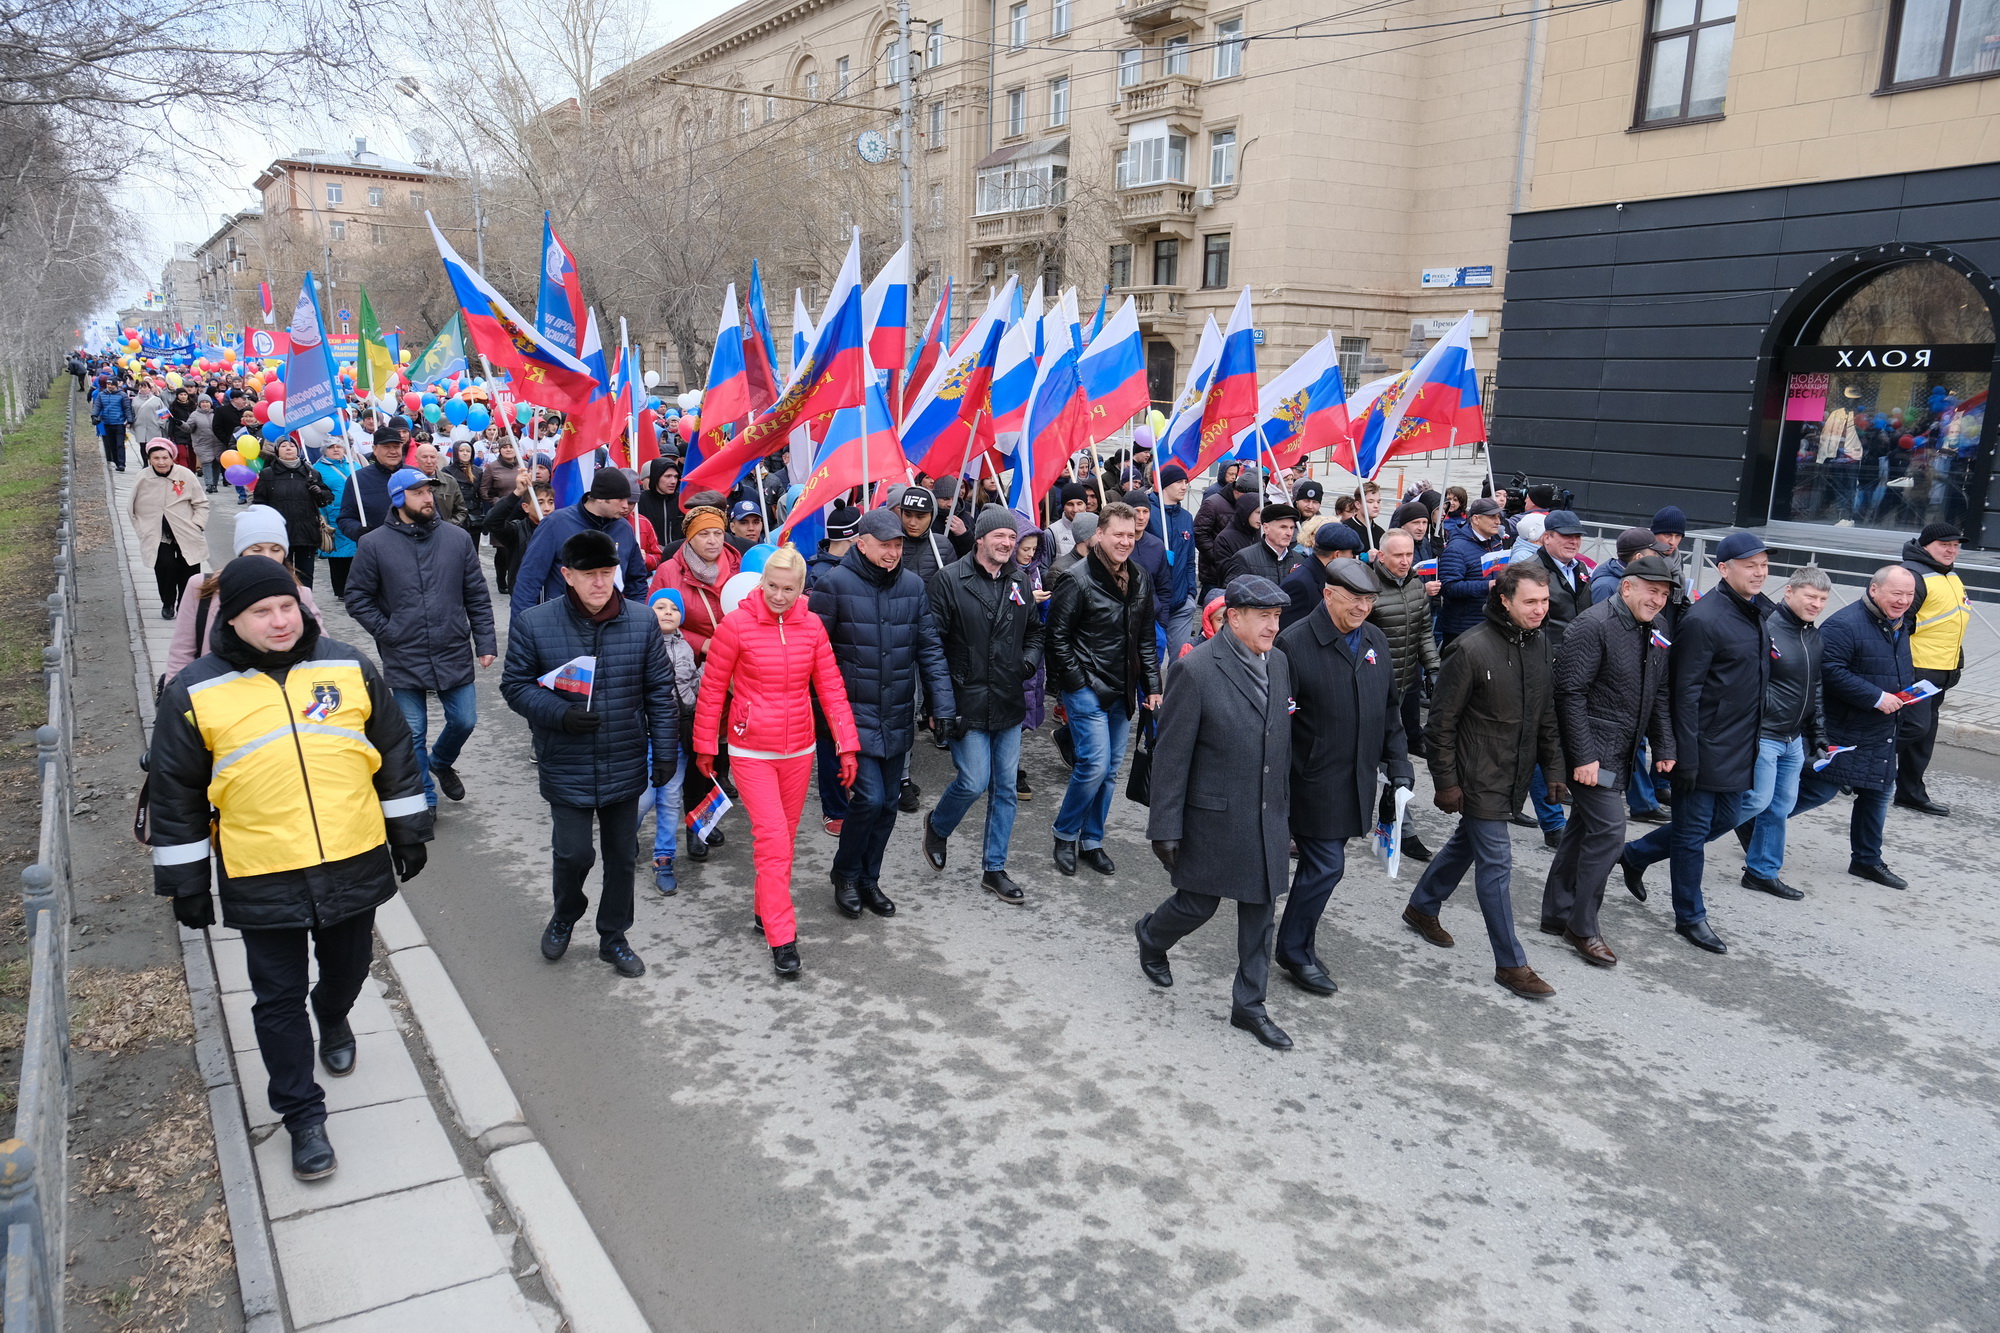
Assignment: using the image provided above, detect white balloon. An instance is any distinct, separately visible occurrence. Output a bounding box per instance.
[643,370,661,389]
[267,401,287,427]
[719,571,761,616]
[676,390,703,412]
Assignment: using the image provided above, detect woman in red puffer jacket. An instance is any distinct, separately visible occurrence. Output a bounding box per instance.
[693,548,858,976]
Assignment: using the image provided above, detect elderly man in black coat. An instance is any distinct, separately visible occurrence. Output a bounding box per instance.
[501,529,680,980]
[1225,503,1307,586]
[1273,558,1412,996]
[1136,575,1296,1050]
[1618,531,1772,955]
[811,507,957,918]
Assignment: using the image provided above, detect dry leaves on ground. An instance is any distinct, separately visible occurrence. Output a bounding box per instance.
[71,965,195,1053]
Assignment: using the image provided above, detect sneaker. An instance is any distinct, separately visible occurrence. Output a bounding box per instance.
[599,937,646,977]
[653,857,678,896]
[1015,776,1033,801]
[822,817,843,837]
[431,764,465,802]
[898,779,921,813]
[540,916,574,961]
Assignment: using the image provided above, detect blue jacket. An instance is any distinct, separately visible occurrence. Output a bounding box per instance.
[809,547,955,757]
[1438,530,1505,637]
[1148,500,1197,615]
[315,459,358,557]
[510,500,650,621]
[93,387,130,426]
[500,593,678,808]
[1815,593,1915,792]
[337,457,400,542]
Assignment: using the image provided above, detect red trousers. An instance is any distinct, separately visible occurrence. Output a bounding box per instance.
[731,753,812,947]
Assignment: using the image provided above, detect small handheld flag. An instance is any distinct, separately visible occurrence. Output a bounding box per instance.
[687,786,733,842]
[537,655,597,705]
[1479,548,1512,576]
[1894,679,1942,705]
[1414,558,1439,578]
[1651,628,1673,650]
[1813,745,1857,772]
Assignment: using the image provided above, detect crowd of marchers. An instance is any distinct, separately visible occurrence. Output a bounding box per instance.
[83,350,1973,1182]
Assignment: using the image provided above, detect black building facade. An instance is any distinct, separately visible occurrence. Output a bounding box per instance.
[1489,161,2000,549]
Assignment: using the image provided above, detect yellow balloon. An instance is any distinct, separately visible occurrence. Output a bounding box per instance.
[166,372,183,388]
[1148,409,1168,438]
[239,438,261,461]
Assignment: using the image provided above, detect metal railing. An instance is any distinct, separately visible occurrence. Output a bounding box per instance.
[2,382,78,1332]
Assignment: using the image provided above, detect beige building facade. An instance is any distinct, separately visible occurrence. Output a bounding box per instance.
[597,0,1550,405]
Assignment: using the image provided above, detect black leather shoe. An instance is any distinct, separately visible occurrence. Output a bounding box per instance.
[1741,870,1804,900]
[1053,838,1078,876]
[1400,832,1433,862]
[1135,916,1172,987]
[540,917,574,961]
[1630,806,1671,824]
[432,764,465,802]
[983,870,1025,904]
[1619,852,1648,903]
[161,601,176,620]
[858,881,896,917]
[1230,1010,1293,1050]
[600,937,646,977]
[1282,962,1338,995]
[1509,811,1539,829]
[1543,830,1562,850]
[1079,847,1116,875]
[1849,859,1908,890]
[1675,919,1728,954]
[1894,795,1950,817]
[771,942,801,976]
[687,833,709,861]
[290,1122,337,1180]
[318,1018,356,1077]
[922,814,948,870]
[831,872,863,918]
[707,827,725,847]
[898,779,921,813]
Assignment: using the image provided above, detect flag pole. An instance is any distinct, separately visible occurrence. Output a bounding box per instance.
[481,352,541,519]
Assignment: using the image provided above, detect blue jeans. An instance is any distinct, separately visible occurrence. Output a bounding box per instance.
[1406,817,1525,968]
[1528,766,1565,834]
[1788,776,1891,868]
[930,726,1022,872]
[1627,739,1662,815]
[393,683,477,807]
[1740,736,1804,879]
[1163,597,1197,662]
[1626,787,1741,925]
[833,752,905,885]
[1053,689,1131,850]
[636,747,686,862]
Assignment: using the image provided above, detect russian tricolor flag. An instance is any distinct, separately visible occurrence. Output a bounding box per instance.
[1241,334,1349,471]
[906,278,1013,479]
[902,278,953,420]
[862,243,910,370]
[534,213,585,358]
[1161,316,1223,473]
[986,299,1040,440]
[777,375,908,537]
[1344,310,1487,479]
[426,214,597,415]
[744,261,781,413]
[1023,292,1088,504]
[1195,287,1259,474]
[1076,295,1149,447]
[1480,548,1512,575]
[552,309,612,507]
[791,289,816,381]
[696,284,753,455]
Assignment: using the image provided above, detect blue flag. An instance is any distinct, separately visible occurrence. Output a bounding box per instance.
[282,274,343,435]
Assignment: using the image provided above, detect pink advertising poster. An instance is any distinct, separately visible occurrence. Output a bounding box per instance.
[1786,373,1830,422]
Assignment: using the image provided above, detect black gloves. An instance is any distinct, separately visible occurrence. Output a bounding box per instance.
[392,843,428,882]
[172,892,216,930]
[651,760,676,789]
[559,704,602,734]
[1152,839,1180,873]
[1670,767,1700,795]
[936,716,965,741]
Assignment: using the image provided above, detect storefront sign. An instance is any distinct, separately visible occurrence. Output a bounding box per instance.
[1421,266,1494,289]
[1788,344,1993,372]
[1785,373,1829,422]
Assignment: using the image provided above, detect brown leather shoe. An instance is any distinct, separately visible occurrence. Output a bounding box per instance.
[1401,905,1454,948]
[1564,930,1617,967]
[1495,965,1556,997]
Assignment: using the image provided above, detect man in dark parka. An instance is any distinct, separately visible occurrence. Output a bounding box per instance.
[1136,575,1296,1050]
[1273,558,1412,996]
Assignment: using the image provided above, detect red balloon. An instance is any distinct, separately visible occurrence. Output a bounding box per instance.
[252,402,271,423]
[261,380,286,401]
[402,392,422,413]
[123,327,138,339]
[677,415,698,442]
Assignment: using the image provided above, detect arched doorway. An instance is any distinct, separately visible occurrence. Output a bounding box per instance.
[1754,249,1998,542]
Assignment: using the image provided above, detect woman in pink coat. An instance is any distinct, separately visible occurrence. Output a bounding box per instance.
[693,548,857,976]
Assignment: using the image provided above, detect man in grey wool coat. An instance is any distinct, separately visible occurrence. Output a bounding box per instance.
[1134,574,1297,1051]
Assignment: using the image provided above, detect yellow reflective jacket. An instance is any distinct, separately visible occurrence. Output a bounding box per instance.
[1902,548,1969,674]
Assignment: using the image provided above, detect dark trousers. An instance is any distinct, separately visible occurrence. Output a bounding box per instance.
[1407,816,1526,967]
[1378,688,1425,824]
[290,544,318,589]
[550,797,639,941]
[1140,891,1275,1017]
[101,423,126,469]
[154,533,198,611]
[1895,672,1950,803]
[1789,777,1891,867]
[241,908,376,1130]
[816,732,850,821]
[1540,781,1627,938]
[325,555,352,599]
[1626,787,1740,926]
[1277,836,1347,971]
[833,752,904,885]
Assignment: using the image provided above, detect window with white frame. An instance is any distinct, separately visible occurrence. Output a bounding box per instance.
[1209,128,1236,184]
[1052,0,1071,37]
[765,89,777,120]
[836,57,851,95]
[368,186,384,207]
[409,190,424,207]
[1007,87,1026,136]
[326,182,343,205]
[928,182,946,225]
[928,22,945,68]
[1009,2,1028,47]
[1118,48,1144,87]
[1116,121,1188,188]
[976,154,1068,213]
[806,70,820,101]
[1163,34,1190,75]
[738,98,751,131]
[928,100,945,143]
[329,219,346,240]
[1049,76,1069,127]
[887,38,906,84]
[1213,17,1245,77]
[370,223,386,245]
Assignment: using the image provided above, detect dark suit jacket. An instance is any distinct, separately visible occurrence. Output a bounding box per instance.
[1145,627,1291,904]
[1276,607,1413,840]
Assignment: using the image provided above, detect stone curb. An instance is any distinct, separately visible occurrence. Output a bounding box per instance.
[487,1144,651,1333]
[381,945,524,1140]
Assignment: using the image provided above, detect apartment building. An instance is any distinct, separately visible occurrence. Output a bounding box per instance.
[189,207,265,331]
[1490,0,2000,548]
[596,0,1546,407]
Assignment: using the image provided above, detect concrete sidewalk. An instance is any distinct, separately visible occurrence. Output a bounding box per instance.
[107,465,643,1332]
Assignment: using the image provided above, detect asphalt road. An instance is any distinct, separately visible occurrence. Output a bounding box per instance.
[293,556,1996,1333]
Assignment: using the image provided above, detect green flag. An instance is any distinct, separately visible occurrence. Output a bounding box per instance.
[355,288,398,401]
[407,314,470,389]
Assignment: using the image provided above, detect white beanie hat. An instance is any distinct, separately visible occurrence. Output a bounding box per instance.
[233,505,291,556]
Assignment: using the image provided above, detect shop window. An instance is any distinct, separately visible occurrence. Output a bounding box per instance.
[1635,0,1734,126]
[1201,234,1230,288]
[1767,261,1993,534]
[1153,238,1179,287]
[1886,0,2000,86]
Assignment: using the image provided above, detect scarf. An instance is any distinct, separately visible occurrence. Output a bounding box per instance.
[680,545,720,586]
[215,615,322,672]
[566,586,624,624]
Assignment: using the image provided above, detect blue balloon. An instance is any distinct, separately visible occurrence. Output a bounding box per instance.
[466,406,492,431]
[421,393,438,407]
[260,421,283,442]
[741,543,778,575]
[647,396,663,411]
[443,399,468,424]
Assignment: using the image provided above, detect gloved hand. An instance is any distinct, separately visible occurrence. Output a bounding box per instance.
[1152,839,1180,872]
[838,752,859,789]
[391,843,427,882]
[1671,767,1700,795]
[559,703,601,735]
[1546,782,1571,806]
[936,716,964,741]
[1392,776,1414,792]
[695,753,716,780]
[652,759,676,789]
[1434,785,1463,815]
[172,892,215,930]
[1810,747,1830,771]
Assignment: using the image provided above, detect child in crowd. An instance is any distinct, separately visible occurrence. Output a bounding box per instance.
[638,588,701,894]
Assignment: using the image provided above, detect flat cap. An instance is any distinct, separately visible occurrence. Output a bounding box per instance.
[1615,526,1667,560]
[1621,554,1679,585]
[1314,523,1363,553]
[855,507,905,540]
[1715,531,1766,562]
[1224,574,1290,609]
[1469,496,1504,517]
[1325,557,1380,595]
[1543,509,1584,536]
[1260,503,1302,525]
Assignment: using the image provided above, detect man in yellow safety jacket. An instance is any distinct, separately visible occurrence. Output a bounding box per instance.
[149,555,432,1181]
[1895,521,1971,816]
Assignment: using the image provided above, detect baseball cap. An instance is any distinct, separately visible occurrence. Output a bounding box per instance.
[729,499,762,522]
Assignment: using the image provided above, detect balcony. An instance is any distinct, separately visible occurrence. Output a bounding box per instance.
[1122,285,1186,333]
[1117,184,1197,236]
[1122,0,1205,33]
[972,207,1066,247]
[1113,74,1201,126]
